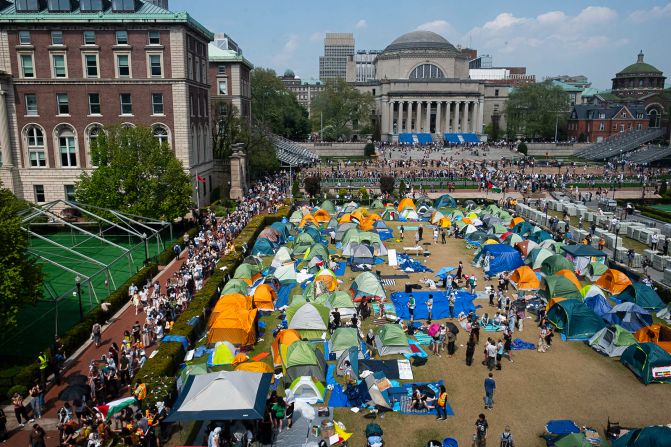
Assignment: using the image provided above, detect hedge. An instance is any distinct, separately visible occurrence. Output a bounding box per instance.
[134,206,292,409]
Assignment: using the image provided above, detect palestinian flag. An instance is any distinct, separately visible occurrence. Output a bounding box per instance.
[487,181,502,193]
[95,396,137,420]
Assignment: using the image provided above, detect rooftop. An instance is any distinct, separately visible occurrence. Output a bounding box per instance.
[208,43,253,68]
[617,51,663,76]
[383,30,459,55]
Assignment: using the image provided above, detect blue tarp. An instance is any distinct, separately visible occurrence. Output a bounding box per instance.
[546,420,580,435]
[417,133,433,144]
[327,384,352,407]
[399,133,432,144]
[334,262,347,276]
[274,283,295,309]
[399,133,414,144]
[511,338,535,350]
[462,133,480,143]
[478,244,524,275]
[435,266,456,279]
[162,335,188,351]
[397,253,434,273]
[443,133,481,144]
[391,291,478,320]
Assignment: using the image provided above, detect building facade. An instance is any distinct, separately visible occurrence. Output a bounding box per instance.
[318,33,354,81]
[567,104,649,142]
[345,50,381,82]
[350,31,510,141]
[279,70,324,116]
[0,0,215,205]
[208,34,253,124]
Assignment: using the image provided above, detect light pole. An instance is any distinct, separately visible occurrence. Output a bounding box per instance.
[75,275,83,322]
[142,232,149,265]
[614,222,621,262]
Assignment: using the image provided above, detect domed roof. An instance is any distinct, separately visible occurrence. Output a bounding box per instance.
[617,51,662,75]
[284,69,295,78]
[384,30,458,54]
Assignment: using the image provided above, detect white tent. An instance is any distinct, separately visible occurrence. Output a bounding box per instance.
[271,246,293,268]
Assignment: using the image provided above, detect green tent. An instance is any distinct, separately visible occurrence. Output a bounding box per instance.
[292,232,316,256]
[615,283,665,311]
[320,200,336,214]
[329,327,361,357]
[543,275,583,300]
[381,208,398,221]
[505,233,523,246]
[585,262,608,279]
[289,210,304,224]
[491,224,508,234]
[303,243,330,264]
[285,340,327,382]
[233,263,258,280]
[303,281,332,302]
[547,299,606,340]
[554,433,592,447]
[613,426,671,447]
[350,272,386,300]
[589,325,638,357]
[300,226,322,243]
[541,254,575,276]
[527,248,554,270]
[371,199,385,209]
[620,342,671,385]
[286,301,330,339]
[221,279,250,296]
[433,194,457,209]
[342,229,381,246]
[329,291,356,310]
[375,324,411,356]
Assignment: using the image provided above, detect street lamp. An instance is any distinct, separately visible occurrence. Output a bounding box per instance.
[614,222,621,263]
[75,275,83,322]
[142,232,149,265]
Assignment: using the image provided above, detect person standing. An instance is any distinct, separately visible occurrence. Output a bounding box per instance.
[418,225,424,241]
[400,225,405,241]
[426,294,433,321]
[433,227,439,245]
[664,238,669,256]
[475,413,489,446]
[500,426,515,447]
[415,230,420,246]
[651,233,659,251]
[496,339,504,370]
[441,229,447,244]
[538,326,549,353]
[435,385,448,421]
[486,340,497,371]
[446,329,456,357]
[465,333,476,366]
[11,392,33,427]
[91,322,102,348]
[408,294,416,322]
[448,291,456,319]
[483,373,496,410]
[29,423,46,447]
[456,261,463,280]
[29,383,44,420]
[37,352,48,390]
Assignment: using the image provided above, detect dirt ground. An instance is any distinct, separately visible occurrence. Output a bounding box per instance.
[328,221,671,447]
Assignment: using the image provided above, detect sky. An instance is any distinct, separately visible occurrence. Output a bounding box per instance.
[171,0,671,89]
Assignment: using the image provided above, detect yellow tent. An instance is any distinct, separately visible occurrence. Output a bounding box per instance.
[509,217,525,228]
[511,266,540,290]
[430,211,445,224]
[208,307,257,346]
[299,214,319,228]
[596,269,632,294]
[314,269,337,291]
[232,353,249,365]
[236,361,275,374]
[271,329,301,368]
[209,294,252,327]
[484,239,499,245]
[351,210,365,223]
[338,214,353,224]
[461,217,473,225]
[253,284,278,311]
[314,209,331,223]
[556,269,582,291]
[397,197,416,212]
[438,217,451,228]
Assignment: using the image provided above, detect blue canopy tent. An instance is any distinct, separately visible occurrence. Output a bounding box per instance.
[561,244,607,276]
[474,244,524,275]
[462,133,480,143]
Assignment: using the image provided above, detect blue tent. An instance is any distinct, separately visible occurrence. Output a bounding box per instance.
[528,230,553,243]
[399,133,414,144]
[584,294,613,318]
[614,283,665,311]
[270,222,290,242]
[512,221,534,236]
[417,133,433,144]
[476,244,524,275]
[602,302,652,332]
[251,237,276,256]
[434,194,457,209]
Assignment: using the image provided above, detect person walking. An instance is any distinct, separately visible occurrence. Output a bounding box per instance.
[11,392,33,427]
[483,373,496,410]
[448,292,456,319]
[400,225,405,241]
[418,225,424,241]
[435,385,448,421]
[433,227,439,245]
[408,294,416,321]
[91,322,102,347]
[499,426,515,447]
[465,333,476,366]
[474,413,489,447]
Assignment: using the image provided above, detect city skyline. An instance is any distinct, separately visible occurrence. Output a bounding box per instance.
[171,0,671,89]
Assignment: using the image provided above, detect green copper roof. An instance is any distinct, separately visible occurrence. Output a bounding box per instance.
[618,62,662,75]
[208,44,253,68]
[551,79,583,92]
[0,0,213,40]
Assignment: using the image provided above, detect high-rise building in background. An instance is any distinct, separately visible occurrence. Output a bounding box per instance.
[319,33,354,81]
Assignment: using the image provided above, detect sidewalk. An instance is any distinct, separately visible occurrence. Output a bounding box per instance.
[2,254,188,447]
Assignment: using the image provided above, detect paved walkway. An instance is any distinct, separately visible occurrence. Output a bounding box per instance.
[3,254,188,447]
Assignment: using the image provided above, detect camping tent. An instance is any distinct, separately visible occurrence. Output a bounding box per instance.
[251,238,276,256]
[547,299,605,340]
[166,371,272,421]
[374,324,411,356]
[528,230,553,244]
[634,324,671,353]
[270,222,291,242]
[303,243,330,266]
[510,266,540,290]
[584,294,613,318]
[561,245,607,275]
[397,197,416,212]
[271,246,293,268]
[329,327,364,359]
[327,291,357,317]
[320,200,336,214]
[284,340,327,382]
[596,269,633,294]
[602,302,652,332]
[233,263,261,285]
[271,329,301,368]
[314,209,331,223]
[235,362,274,375]
[555,269,582,290]
[400,208,419,220]
[349,244,375,265]
[512,221,534,236]
[612,426,671,447]
[371,199,385,209]
[526,247,553,271]
[614,283,665,311]
[286,301,330,338]
[589,325,637,357]
[350,272,386,301]
[540,255,574,276]
[301,226,323,244]
[292,232,316,256]
[434,194,457,209]
[252,284,277,311]
[314,268,337,291]
[515,240,538,257]
[381,208,398,221]
[475,244,524,275]
[221,279,250,297]
[620,342,671,384]
[207,341,237,367]
[584,262,608,281]
[299,214,319,228]
[289,376,326,404]
[335,222,358,241]
[207,307,257,346]
[273,263,297,284]
[209,294,252,325]
[659,303,671,324]
[542,275,583,300]
[289,210,304,224]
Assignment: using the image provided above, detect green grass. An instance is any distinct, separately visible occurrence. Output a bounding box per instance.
[650,204,671,213]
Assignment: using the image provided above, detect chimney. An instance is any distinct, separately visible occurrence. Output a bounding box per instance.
[637,50,644,64]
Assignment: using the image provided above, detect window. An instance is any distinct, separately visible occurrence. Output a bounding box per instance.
[637,123,642,130]
[187,54,193,79]
[26,126,46,167]
[621,112,627,118]
[217,65,226,75]
[112,0,136,12]
[599,113,606,119]
[85,54,98,77]
[599,122,605,131]
[494,89,500,97]
[620,124,625,132]
[34,185,45,203]
[120,93,132,115]
[151,93,164,115]
[409,63,444,80]
[218,79,228,95]
[48,0,73,12]
[51,31,63,46]
[20,54,34,78]
[153,126,168,146]
[80,0,105,12]
[52,54,66,78]
[64,185,75,202]
[56,94,69,114]
[149,54,162,77]
[16,0,41,12]
[88,93,101,115]
[116,31,128,45]
[116,54,130,77]
[25,94,37,116]
[59,129,77,167]
[18,31,31,45]
[83,31,96,45]
[148,31,160,45]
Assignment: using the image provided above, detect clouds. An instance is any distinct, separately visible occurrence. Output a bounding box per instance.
[271,34,300,68]
[416,19,458,41]
[355,19,367,29]
[629,2,671,23]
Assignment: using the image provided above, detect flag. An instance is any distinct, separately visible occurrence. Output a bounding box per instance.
[95,396,136,421]
[487,181,501,193]
[196,175,206,183]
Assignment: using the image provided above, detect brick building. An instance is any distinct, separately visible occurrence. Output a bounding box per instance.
[208,34,253,125]
[0,0,216,205]
[567,104,649,143]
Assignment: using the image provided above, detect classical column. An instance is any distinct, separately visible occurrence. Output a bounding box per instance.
[0,86,12,168]
[435,100,442,134]
[445,101,452,132]
[463,101,470,133]
[454,101,461,132]
[471,101,478,134]
[398,101,404,134]
[387,101,393,135]
[425,101,431,133]
[416,101,422,133]
[478,98,485,134]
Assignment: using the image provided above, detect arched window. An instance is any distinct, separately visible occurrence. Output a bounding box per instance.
[153,125,169,146]
[409,64,445,80]
[56,125,77,167]
[85,124,103,166]
[25,125,46,167]
[648,109,660,128]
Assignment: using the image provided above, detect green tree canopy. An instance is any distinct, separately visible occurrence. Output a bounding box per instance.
[0,186,43,334]
[505,82,570,140]
[311,79,374,141]
[75,125,192,220]
[251,68,310,140]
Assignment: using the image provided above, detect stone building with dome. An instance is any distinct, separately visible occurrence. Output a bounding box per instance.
[346,30,510,142]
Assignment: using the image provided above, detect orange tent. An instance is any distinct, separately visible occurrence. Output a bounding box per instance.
[556,269,582,291]
[271,329,301,368]
[253,284,278,311]
[634,324,671,353]
[314,209,331,223]
[438,217,451,228]
[236,361,275,374]
[509,217,525,229]
[314,269,337,291]
[596,269,632,294]
[351,210,365,223]
[299,214,319,228]
[338,214,353,224]
[546,296,567,312]
[511,266,540,290]
[461,217,473,225]
[397,197,416,212]
[232,353,249,365]
[209,293,252,326]
[207,307,257,345]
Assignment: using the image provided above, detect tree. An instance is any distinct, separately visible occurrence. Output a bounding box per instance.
[251,68,310,140]
[304,176,321,198]
[379,176,395,196]
[291,179,300,199]
[364,143,375,157]
[505,82,570,140]
[517,142,528,156]
[311,79,375,141]
[399,180,407,198]
[0,186,43,334]
[76,126,192,220]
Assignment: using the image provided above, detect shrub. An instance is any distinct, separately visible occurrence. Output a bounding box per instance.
[660,181,668,197]
[304,176,321,198]
[7,384,27,399]
[517,142,528,156]
[379,176,395,196]
[364,143,375,157]
[399,180,407,197]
